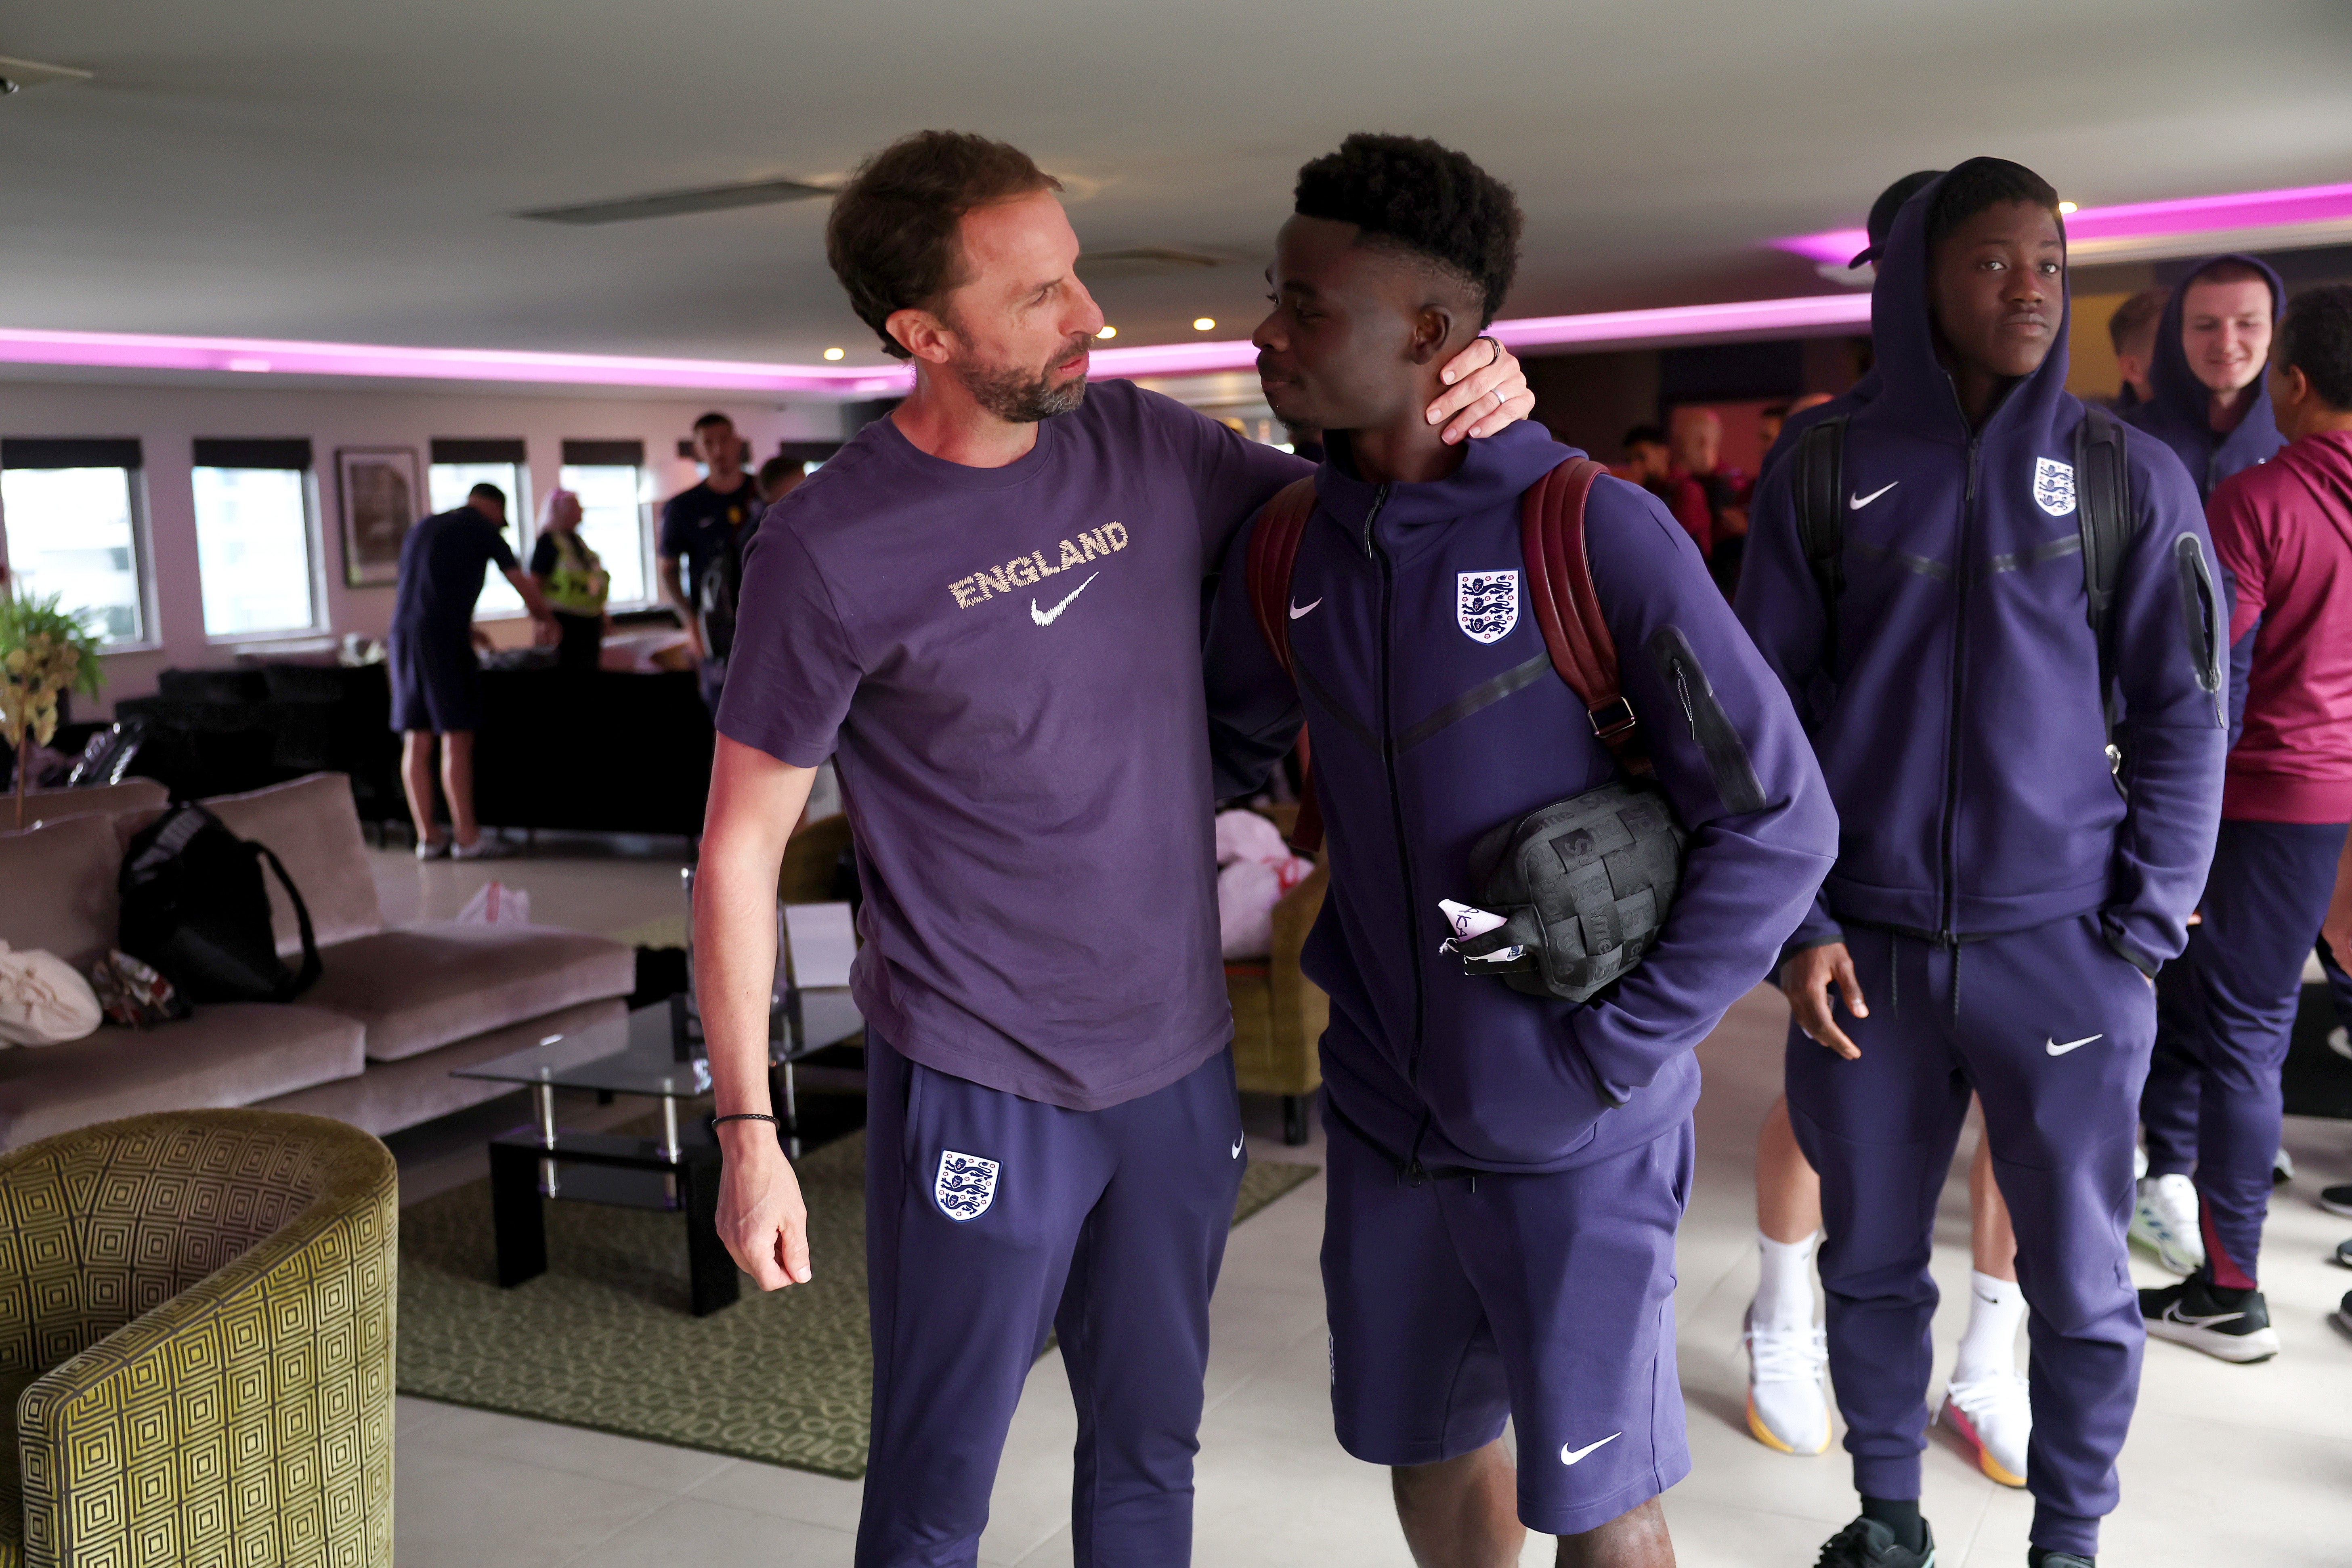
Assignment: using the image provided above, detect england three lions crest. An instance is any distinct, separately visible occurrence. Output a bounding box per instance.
[2033,458,2076,517]
[934,1149,999,1222]
[1458,571,1520,644]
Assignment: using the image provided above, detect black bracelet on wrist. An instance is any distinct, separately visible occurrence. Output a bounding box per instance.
[712,1113,779,1128]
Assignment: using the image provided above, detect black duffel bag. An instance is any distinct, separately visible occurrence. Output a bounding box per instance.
[119,802,323,1003]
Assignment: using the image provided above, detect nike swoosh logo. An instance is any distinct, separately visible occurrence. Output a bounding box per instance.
[2165,1306,2245,1329]
[1850,482,1899,509]
[1288,598,1322,620]
[1230,1138,1244,1159]
[1559,1433,1620,1465]
[1030,571,1100,627]
[2046,1034,2102,1056]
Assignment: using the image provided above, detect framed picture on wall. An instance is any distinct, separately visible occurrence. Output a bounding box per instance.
[336,446,422,588]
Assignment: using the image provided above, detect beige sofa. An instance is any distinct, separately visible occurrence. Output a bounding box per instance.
[0,772,634,1150]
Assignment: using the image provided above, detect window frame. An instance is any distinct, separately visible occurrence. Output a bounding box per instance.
[189,441,328,644]
[0,441,161,652]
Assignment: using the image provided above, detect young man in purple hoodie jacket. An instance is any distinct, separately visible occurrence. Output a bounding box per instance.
[1737,159,2227,1568]
[2120,253,2291,1274]
[1204,133,1838,1568]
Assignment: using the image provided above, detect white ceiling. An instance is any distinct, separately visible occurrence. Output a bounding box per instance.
[4,0,2350,367]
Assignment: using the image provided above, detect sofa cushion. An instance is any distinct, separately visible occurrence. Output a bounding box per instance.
[0,815,124,971]
[305,923,635,1062]
[0,1004,365,1152]
[25,777,170,823]
[200,772,385,955]
[255,996,628,1136]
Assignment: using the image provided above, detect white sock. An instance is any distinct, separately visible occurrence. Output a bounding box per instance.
[1755,1231,1819,1331]
[1951,1270,2026,1386]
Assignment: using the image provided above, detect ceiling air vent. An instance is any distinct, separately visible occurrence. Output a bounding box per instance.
[1075,246,1227,280]
[518,176,839,226]
[0,55,93,94]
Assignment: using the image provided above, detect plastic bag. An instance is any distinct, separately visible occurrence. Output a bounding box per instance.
[87,949,192,1029]
[455,881,533,926]
[0,940,104,1046]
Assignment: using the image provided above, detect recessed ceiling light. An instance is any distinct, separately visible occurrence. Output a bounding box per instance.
[2059,200,2079,214]
[1096,325,1118,340]
[822,347,844,361]
[1192,317,1216,332]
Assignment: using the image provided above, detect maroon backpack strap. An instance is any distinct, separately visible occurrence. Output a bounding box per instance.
[1243,476,1326,853]
[1521,458,1650,775]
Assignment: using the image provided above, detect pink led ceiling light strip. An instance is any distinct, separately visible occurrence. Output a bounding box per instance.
[0,292,1874,392]
[1773,178,2352,266]
[5,179,2335,393]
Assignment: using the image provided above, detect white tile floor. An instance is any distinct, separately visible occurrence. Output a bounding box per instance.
[388,852,2352,1566]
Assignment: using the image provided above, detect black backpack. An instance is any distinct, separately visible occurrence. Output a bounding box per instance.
[698,512,757,661]
[119,803,323,1004]
[1793,403,2140,768]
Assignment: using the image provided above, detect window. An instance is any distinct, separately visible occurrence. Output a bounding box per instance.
[429,439,531,618]
[191,439,319,638]
[0,438,149,645]
[560,439,650,606]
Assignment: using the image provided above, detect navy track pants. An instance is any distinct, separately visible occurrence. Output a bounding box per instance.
[1786,915,2152,1560]
[2149,818,2347,1285]
[856,1034,1245,1568]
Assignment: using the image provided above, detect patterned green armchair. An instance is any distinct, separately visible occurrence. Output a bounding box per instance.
[0,1110,396,1567]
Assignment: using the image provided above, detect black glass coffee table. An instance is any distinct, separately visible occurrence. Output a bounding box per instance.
[453,989,862,1316]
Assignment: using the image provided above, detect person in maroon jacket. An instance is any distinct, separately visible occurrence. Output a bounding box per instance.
[2143,283,2352,1363]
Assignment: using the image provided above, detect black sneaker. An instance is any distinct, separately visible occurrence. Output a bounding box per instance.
[1815,1516,1934,1567]
[2028,1553,2093,1568]
[2337,1236,2352,1269]
[2140,1274,2281,1362]
[2321,1182,2352,1218]
[2332,1291,2352,1343]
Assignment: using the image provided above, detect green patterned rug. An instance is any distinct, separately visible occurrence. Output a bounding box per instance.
[397,1131,1318,1479]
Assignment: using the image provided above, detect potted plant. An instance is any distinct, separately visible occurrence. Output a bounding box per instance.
[0,588,106,829]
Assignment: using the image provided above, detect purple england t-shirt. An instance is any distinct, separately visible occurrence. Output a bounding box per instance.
[717,379,1305,1110]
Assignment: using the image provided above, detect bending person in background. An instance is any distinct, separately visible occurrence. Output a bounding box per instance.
[757,453,806,508]
[2123,254,2289,1275]
[388,481,555,861]
[1737,159,2224,1568]
[530,488,609,672]
[2138,283,2352,1363]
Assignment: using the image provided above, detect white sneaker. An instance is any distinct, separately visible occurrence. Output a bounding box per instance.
[1744,1307,1831,1455]
[1940,1371,2030,1487]
[2130,1173,2204,1276]
[414,835,449,861]
[451,836,510,861]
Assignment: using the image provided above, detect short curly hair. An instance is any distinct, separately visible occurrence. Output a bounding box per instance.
[1926,157,2062,253]
[2279,283,2352,411]
[826,131,1061,359]
[1292,133,1521,326]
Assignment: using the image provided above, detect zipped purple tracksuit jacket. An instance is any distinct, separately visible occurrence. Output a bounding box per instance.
[1737,191,2228,975]
[1205,424,1838,1173]
[2119,252,2286,500]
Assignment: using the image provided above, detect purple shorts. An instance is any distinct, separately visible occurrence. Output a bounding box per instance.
[1322,1107,1693,1536]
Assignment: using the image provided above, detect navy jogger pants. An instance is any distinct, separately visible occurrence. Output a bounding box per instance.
[2149,817,2348,1286]
[1786,914,2152,1560]
[857,1033,1246,1568]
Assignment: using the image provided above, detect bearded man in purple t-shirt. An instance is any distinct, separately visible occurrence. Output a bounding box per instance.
[691,130,1531,1567]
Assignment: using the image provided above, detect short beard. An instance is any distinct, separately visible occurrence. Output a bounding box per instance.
[961,356,1087,423]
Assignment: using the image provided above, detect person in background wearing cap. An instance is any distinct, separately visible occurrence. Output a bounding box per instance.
[1739,158,2224,1568]
[1738,168,2040,1502]
[2122,254,2292,1277]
